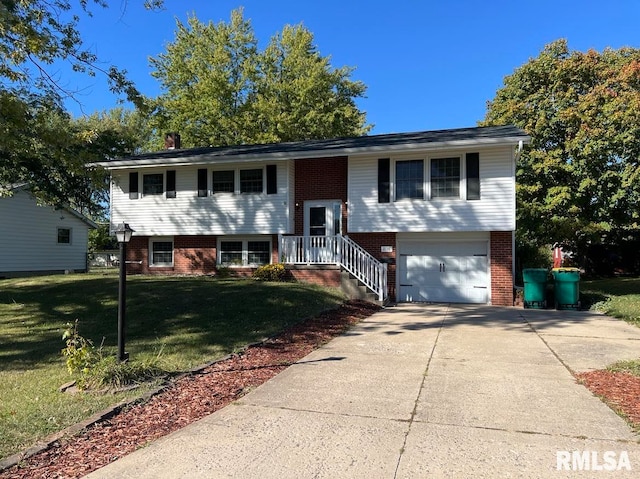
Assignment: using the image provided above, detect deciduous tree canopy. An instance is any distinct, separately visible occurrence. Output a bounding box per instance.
[0,1,159,212]
[148,8,370,148]
[483,39,640,255]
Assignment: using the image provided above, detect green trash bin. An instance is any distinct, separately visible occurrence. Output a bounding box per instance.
[552,268,580,310]
[522,268,548,309]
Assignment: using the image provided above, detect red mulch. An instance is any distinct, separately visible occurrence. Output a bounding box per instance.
[576,370,640,426]
[2,301,380,479]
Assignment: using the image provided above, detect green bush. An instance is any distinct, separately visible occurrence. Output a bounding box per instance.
[252,263,287,281]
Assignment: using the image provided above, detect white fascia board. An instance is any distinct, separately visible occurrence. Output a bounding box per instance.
[94,135,531,170]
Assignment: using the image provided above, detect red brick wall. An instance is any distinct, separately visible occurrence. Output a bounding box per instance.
[126,234,279,276]
[294,157,348,235]
[347,232,397,301]
[286,267,341,287]
[126,236,218,275]
[490,231,514,306]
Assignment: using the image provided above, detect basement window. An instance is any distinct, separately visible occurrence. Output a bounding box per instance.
[218,238,271,267]
[149,238,173,267]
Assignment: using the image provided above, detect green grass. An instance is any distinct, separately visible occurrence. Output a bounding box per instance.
[0,271,345,459]
[581,277,640,326]
[607,359,640,377]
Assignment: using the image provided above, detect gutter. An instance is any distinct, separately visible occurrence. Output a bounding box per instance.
[92,136,532,170]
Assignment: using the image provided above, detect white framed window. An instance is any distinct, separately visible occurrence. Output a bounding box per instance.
[430,157,461,199]
[212,170,235,193]
[143,173,164,196]
[218,237,271,267]
[395,159,424,200]
[57,228,71,244]
[149,237,174,267]
[240,169,263,193]
[211,167,264,195]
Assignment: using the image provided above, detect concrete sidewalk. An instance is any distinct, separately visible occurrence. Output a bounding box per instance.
[87,305,640,478]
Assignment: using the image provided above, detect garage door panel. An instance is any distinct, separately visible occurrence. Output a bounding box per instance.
[398,241,488,304]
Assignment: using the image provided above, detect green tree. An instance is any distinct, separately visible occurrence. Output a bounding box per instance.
[0,1,160,212]
[148,8,370,148]
[253,24,369,143]
[0,0,161,103]
[150,9,259,148]
[482,39,640,257]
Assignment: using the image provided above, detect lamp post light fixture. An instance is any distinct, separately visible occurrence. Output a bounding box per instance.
[114,223,134,362]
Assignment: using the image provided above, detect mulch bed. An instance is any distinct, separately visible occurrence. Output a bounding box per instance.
[2,300,380,479]
[576,370,640,427]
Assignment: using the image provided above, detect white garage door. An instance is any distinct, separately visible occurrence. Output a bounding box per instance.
[398,241,488,303]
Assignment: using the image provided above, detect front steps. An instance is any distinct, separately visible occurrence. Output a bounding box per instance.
[340,269,384,305]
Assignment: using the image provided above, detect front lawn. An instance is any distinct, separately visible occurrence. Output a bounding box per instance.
[581,277,640,326]
[0,272,345,459]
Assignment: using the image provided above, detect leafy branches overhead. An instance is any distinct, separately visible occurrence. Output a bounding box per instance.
[483,39,640,252]
[0,91,143,214]
[149,8,370,148]
[0,1,161,213]
[0,0,162,103]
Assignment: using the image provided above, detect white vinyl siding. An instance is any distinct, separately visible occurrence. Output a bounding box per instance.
[0,190,92,273]
[111,161,292,236]
[348,146,515,233]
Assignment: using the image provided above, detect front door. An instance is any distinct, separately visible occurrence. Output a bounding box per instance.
[304,201,342,262]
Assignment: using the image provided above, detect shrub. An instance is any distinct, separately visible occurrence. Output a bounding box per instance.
[61,320,166,390]
[252,263,287,281]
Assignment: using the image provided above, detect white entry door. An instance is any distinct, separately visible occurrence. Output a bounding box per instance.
[304,201,342,262]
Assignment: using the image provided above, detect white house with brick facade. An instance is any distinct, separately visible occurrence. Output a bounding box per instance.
[96,126,529,305]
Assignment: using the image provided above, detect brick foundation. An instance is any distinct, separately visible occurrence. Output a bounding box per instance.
[285,265,341,288]
[125,234,279,276]
[490,231,514,306]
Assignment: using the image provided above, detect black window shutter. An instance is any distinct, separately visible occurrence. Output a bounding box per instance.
[378,158,390,203]
[129,172,139,199]
[166,170,176,198]
[466,153,480,200]
[197,168,208,197]
[266,165,277,194]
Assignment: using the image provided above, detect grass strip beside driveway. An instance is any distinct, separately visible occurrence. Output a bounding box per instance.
[0,272,345,459]
[582,277,640,326]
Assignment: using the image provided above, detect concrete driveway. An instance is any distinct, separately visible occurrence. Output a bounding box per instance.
[87,305,640,478]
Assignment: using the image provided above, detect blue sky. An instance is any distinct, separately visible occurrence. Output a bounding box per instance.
[65,0,640,135]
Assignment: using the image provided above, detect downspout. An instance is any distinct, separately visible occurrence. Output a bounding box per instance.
[513,140,524,285]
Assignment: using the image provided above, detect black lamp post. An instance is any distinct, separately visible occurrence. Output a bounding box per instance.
[114,223,134,362]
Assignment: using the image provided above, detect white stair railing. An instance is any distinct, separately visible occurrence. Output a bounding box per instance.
[280,234,388,302]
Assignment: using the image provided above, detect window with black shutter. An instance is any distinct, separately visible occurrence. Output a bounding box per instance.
[378,158,390,203]
[129,172,139,199]
[266,165,277,194]
[197,168,208,197]
[466,153,480,200]
[166,170,176,198]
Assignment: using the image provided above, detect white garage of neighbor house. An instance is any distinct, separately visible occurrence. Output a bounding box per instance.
[0,185,98,277]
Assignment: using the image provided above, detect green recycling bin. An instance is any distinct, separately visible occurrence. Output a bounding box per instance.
[552,268,580,310]
[523,268,548,309]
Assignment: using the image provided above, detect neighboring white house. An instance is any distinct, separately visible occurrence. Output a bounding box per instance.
[0,185,98,277]
[96,126,529,305]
